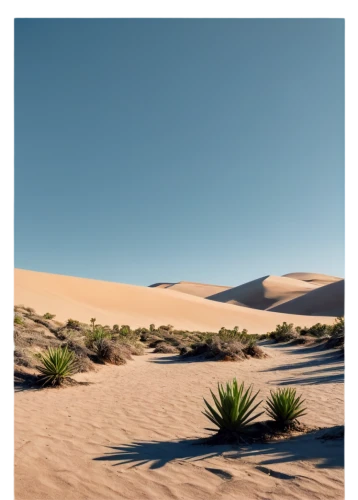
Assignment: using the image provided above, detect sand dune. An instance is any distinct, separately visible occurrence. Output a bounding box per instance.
[15,343,344,500]
[150,281,231,298]
[270,279,344,317]
[283,272,342,287]
[14,269,337,334]
[207,275,318,310]
[148,282,175,289]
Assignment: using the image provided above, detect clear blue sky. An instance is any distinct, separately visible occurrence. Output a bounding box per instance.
[15,19,344,286]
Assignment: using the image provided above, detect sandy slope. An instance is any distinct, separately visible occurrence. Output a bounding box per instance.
[283,273,342,287]
[15,269,337,334]
[270,280,344,317]
[149,281,231,298]
[15,343,344,500]
[207,275,318,310]
[160,281,231,298]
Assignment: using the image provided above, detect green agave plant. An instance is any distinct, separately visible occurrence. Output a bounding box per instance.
[203,378,264,433]
[265,388,306,426]
[37,346,77,386]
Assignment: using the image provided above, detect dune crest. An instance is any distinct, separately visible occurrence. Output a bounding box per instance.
[207,275,318,310]
[270,279,344,316]
[15,269,338,334]
[282,272,342,287]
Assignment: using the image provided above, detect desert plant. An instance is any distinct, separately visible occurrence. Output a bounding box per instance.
[85,327,110,347]
[265,388,307,427]
[203,379,264,434]
[66,319,81,330]
[268,322,296,342]
[90,318,96,331]
[150,324,156,332]
[43,312,56,320]
[14,315,24,325]
[119,325,131,336]
[112,324,119,333]
[37,346,77,386]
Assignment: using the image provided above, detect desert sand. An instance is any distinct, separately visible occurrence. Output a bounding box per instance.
[283,273,342,287]
[15,269,338,334]
[15,342,344,500]
[270,280,344,317]
[207,275,318,310]
[150,281,231,298]
[149,275,344,318]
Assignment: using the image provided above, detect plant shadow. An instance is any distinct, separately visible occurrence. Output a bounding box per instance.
[93,426,343,471]
[93,437,225,468]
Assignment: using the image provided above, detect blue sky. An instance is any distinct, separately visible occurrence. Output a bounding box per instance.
[15,19,344,286]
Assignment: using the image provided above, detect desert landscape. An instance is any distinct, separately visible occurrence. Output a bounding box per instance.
[14,268,344,500]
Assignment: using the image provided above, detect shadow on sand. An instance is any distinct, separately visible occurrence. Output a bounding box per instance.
[260,347,344,385]
[93,426,343,471]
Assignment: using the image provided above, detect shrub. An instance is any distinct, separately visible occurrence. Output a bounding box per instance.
[331,316,346,337]
[203,379,263,434]
[153,343,179,354]
[14,315,24,325]
[268,322,296,343]
[94,338,130,365]
[242,344,266,359]
[43,312,56,320]
[300,323,331,338]
[85,327,111,348]
[25,307,36,314]
[119,325,131,336]
[37,346,77,386]
[265,388,307,427]
[66,319,81,330]
[150,324,156,332]
[112,324,119,333]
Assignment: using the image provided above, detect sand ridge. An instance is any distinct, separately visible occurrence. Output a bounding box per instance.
[207,275,318,310]
[270,279,344,316]
[15,269,338,334]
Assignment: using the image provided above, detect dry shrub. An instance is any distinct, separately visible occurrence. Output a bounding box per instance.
[94,338,131,365]
[75,354,95,372]
[242,344,267,359]
[153,343,179,354]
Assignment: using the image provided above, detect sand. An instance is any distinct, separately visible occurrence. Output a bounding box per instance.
[15,342,344,500]
[283,273,342,287]
[157,281,231,298]
[270,280,344,316]
[15,269,338,334]
[207,275,318,310]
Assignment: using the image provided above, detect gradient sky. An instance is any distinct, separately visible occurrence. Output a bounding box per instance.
[15,19,344,287]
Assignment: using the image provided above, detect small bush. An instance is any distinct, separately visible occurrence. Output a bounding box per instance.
[14,315,24,325]
[119,325,131,336]
[66,319,81,330]
[268,322,297,343]
[203,379,263,434]
[150,324,156,332]
[265,388,307,427]
[85,327,111,348]
[37,346,77,386]
[94,338,130,365]
[43,313,56,320]
[25,307,36,314]
[112,324,119,333]
[153,343,179,354]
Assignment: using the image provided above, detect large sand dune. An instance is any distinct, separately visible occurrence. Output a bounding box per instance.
[283,272,342,287]
[150,281,231,298]
[270,279,344,317]
[207,275,318,310]
[14,269,337,334]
